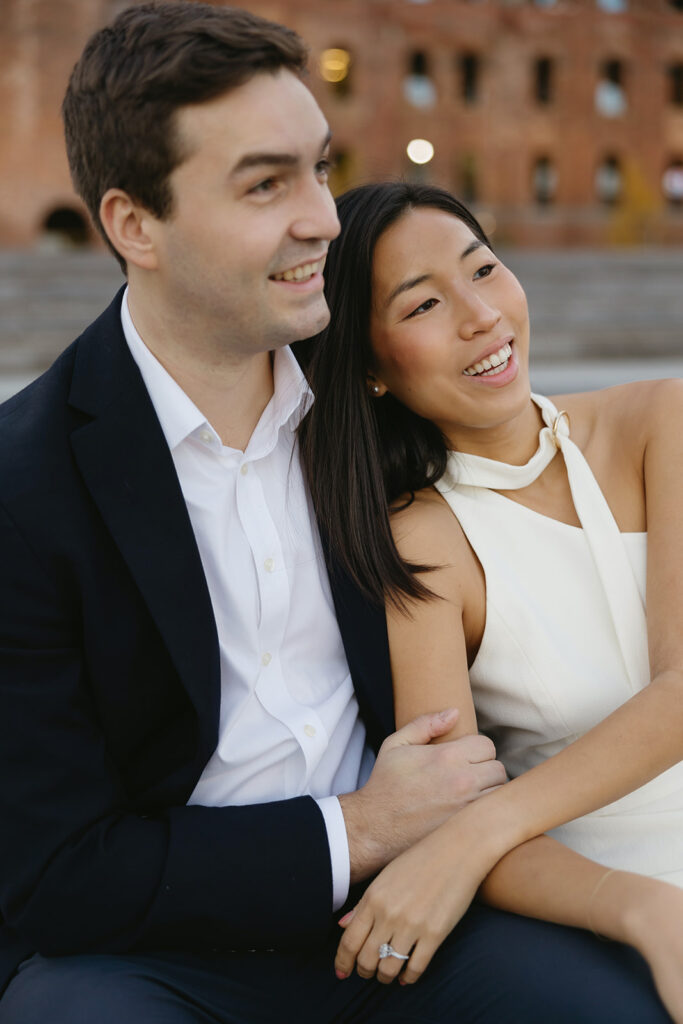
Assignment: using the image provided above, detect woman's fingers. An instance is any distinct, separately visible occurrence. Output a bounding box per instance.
[335,906,373,978]
[353,923,412,983]
[375,934,414,985]
[400,936,440,985]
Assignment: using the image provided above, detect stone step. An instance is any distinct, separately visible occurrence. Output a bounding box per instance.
[1,246,682,375]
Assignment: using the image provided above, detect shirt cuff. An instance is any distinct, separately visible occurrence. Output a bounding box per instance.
[316,795,350,911]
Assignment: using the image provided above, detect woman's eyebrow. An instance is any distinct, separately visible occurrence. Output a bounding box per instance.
[384,238,485,308]
[385,274,432,308]
[461,239,484,259]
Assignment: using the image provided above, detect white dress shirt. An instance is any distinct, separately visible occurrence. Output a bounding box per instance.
[121,290,374,909]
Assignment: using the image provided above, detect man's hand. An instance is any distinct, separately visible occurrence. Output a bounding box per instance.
[339,708,505,884]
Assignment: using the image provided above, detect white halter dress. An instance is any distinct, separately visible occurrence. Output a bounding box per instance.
[435,393,683,887]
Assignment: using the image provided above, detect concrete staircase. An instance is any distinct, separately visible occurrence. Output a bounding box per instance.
[1,246,681,397]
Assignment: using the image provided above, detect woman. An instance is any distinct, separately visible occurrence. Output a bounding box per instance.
[298,183,683,1017]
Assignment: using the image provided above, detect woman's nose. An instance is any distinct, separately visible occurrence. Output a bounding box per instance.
[457,289,501,340]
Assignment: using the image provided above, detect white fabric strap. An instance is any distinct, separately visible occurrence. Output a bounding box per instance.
[442,393,649,694]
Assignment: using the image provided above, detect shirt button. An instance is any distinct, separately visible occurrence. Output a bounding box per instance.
[240,464,249,476]
[304,724,316,738]
[261,652,272,667]
[264,558,275,573]
[199,429,213,445]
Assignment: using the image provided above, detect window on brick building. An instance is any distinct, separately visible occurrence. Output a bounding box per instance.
[328,148,356,195]
[662,160,683,203]
[668,0,683,8]
[41,207,90,248]
[596,0,627,11]
[460,54,480,104]
[533,0,558,7]
[457,153,479,203]
[595,59,626,117]
[403,51,437,109]
[534,58,554,104]
[595,155,623,204]
[532,157,557,204]
[669,64,683,105]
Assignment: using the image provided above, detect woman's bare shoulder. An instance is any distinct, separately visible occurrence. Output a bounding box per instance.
[390,486,470,565]
[551,379,683,447]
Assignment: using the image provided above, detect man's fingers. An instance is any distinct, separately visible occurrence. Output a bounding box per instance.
[450,732,497,763]
[381,709,459,753]
[473,759,508,791]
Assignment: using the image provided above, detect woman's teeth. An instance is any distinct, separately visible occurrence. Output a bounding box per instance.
[463,342,512,377]
[271,259,323,282]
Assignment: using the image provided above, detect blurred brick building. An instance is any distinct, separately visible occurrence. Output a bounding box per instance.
[2,0,683,248]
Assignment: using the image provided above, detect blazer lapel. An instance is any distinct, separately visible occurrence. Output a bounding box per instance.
[68,291,220,757]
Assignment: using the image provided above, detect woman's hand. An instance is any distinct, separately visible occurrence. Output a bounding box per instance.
[334,815,499,985]
[614,875,683,1023]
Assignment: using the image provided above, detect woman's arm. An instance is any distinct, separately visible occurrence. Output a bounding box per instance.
[390,380,683,856]
[336,381,683,987]
[337,826,683,1021]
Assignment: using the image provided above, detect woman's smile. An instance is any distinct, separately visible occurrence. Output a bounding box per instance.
[368,207,530,443]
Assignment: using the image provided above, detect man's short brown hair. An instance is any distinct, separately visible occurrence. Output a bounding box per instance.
[62,1,308,269]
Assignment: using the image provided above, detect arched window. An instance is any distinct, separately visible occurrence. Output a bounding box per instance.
[41,207,90,247]
[596,0,627,11]
[403,51,437,109]
[532,157,557,204]
[595,155,623,204]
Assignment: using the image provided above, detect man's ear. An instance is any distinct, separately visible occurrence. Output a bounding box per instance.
[99,188,160,271]
[366,372,388,398]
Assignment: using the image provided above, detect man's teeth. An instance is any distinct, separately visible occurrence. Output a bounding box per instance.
[463,342,512,377]
[272,259,323,283]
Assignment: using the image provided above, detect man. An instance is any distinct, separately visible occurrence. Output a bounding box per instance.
[0,4,669,1021]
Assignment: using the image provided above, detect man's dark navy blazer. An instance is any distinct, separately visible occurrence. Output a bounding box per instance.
[0,289,394,993]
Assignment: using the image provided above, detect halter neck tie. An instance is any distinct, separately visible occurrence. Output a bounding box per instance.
[437,393,649,694]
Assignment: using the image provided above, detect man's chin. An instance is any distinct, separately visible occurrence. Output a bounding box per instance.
[280,304,331,346]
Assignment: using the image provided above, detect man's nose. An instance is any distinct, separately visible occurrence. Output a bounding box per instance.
[290,178,341,243]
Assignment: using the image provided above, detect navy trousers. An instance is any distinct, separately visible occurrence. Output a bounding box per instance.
[0,905,671,1023]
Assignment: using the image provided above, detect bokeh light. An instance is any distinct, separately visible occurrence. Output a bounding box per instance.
[406,138,434,165]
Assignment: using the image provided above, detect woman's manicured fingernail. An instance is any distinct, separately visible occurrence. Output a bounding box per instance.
[335,969,348,980]
[338,912,352,926]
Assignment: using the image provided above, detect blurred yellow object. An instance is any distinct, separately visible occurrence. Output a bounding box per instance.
[319,49,351,84]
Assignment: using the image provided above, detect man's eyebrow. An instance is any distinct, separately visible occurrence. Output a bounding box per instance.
[384,238,486,308]
[230,130,333,178]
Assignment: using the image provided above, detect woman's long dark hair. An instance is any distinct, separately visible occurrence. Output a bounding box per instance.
[297,182,491,608]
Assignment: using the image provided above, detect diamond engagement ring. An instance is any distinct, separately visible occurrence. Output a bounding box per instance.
[378,943,410,961]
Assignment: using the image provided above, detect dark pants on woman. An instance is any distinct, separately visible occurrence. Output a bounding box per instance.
[0,905,670,1023]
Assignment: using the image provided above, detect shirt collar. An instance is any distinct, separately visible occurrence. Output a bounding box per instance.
[120,287,313,455]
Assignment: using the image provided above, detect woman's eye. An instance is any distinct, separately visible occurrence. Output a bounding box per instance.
[474,262,496,280]
[406,298,438,319]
